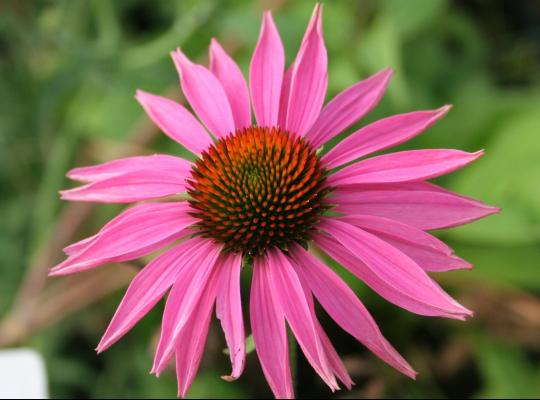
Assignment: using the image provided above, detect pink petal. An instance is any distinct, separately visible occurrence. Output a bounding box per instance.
[341,215,471,272]
[135,91,213,154]
[340,214,453,254]
[294,259,354,389]
[305,68,393,149]
[63,235,96,256]
[66,154,192,183]
[215,252,245,381]
[333,182,499,230]
[63,199,169,256]
[96,238,208,353]
[379,237,471,272]
[289,243,416,379]
[174,256,222,397]
[283,4,327,136]
[251,256,293,399]
[329,149,484,186]
[323,106,451,169]
[152,240,222,376]
[60,170,188,203]
[171,49,235,138]
[249,11,285,127]
[278,66,294,128]
[266,249,338,391]
[317,218,472,319]
[209,39,251,129]
[175,306,213,398]
[49,203,196,276]
[276,5,319,128]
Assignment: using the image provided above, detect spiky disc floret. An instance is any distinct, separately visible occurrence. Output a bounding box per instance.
[187,126,331,255]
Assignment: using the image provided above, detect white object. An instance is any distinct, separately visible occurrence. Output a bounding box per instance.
[0,348,48,399]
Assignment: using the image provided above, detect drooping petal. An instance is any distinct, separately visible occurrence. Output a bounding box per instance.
[63,235,96,256]
[329,149,484,186]
[215,252,245,381]
[175,305,213,399]
[251,256,293,399]
[249,11,285,127]
[284,4,327,136]
[293,256,354,389]
[340,214,453,255]
[209,39,251,129]
[60,170,188,203]
[341,215,471,272]
[96,238,208,353]
[289,243,416,379]
[317,218,472,319]
[135,90,213,154]
[323,106,451,169]
[152,240,222,376]
[305,68,393,149]
[174,255,222,398]
[63,198,170,256]
[267,249,338,391]
[380,237,471,272]
[50,203,196,276]
[66,154,192,183]
[333,182,499,230]
[171,49,235,138]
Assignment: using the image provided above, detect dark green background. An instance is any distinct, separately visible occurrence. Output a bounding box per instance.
[1,0,539,398]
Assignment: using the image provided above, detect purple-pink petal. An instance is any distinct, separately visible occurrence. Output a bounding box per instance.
[283,4,327,136]
[174,257,222,397]
[340,215,471,273]
[293,257,354,389]
[333,182,499,230]
[152,240,222,376]
[66,154,191,183]
[171,49,235,138]
[135,90,213,154]
[249,11,285,127]
[50,203,196,276]
[305,68,393,149]
[251,256,293,399]
[329,149,484,186]
[209,39,251,129]
[322,106,451,169]
[96,238,209,353]
[317,218,472,319]
[289,243,416,379]
[60,169,188,203]
[266,249,338,391]
[215,252,245,381]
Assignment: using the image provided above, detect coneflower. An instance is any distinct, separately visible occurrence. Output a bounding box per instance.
[51,4,498,398]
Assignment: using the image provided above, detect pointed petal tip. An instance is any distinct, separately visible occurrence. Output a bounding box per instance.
[47,268,60,277]
[171,48,192,70]
[438,104,453,113]
[474,148,486,157]
[380,66,394,77]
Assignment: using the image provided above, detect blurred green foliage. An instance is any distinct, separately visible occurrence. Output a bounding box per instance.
[1,0,539,398]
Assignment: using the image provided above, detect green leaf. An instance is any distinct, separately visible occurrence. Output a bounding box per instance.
[473,336,540,398]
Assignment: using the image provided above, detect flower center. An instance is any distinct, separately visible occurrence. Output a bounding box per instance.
[187,126,330,255]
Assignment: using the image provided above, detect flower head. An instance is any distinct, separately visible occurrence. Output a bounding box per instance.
[52,4,498,398]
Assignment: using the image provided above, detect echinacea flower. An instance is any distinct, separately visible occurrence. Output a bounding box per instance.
[51,4,498,399]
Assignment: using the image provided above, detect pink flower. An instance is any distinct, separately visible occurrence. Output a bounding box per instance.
[51,4,498,398]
